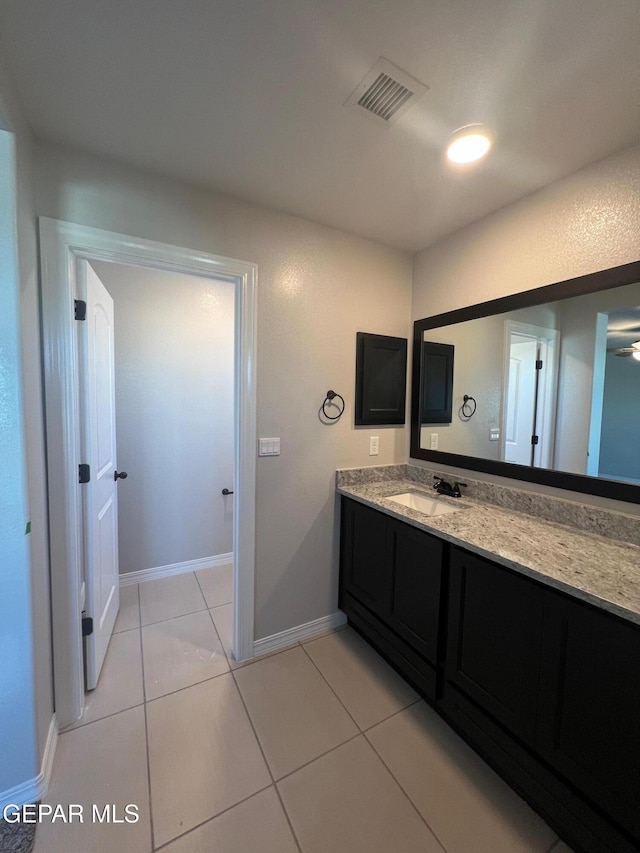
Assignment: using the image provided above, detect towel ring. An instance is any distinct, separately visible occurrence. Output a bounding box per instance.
[322,390,345,421]
[461,394,477,419]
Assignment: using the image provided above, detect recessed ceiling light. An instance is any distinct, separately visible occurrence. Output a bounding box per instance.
[632,350,640,361]
[632,340,640,349]
[446,125,493,164]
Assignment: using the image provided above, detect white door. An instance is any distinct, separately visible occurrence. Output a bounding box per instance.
[80,260,120,689]
[504,336,538,466]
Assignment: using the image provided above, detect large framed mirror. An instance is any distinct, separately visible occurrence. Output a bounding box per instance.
[410,259,640,504]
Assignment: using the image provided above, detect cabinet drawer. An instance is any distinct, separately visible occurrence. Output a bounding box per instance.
[342,592,437,701]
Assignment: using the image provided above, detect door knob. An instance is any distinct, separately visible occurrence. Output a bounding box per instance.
[114,471,128,481]
[222,488,234,495]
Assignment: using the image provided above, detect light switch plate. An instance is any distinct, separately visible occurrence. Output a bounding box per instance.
[489,428,500,442]
[259,437,281,456]
[369,436,379,456]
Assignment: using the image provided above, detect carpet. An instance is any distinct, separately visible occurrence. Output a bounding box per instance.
[0,817,36,853]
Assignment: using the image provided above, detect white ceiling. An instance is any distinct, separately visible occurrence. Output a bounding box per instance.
[1,0,638,251]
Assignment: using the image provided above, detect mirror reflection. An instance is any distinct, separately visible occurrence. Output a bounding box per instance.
[419,280,640,485]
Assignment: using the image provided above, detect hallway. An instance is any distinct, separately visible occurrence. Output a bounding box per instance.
[35,567,571,852]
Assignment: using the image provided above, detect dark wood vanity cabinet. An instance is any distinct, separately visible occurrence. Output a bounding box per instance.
[340,499,389,618]
[445,548,546,746]
[537,596,640,843]
[339,498,444,698]
[339,497,640,852]
[385,518,443,665]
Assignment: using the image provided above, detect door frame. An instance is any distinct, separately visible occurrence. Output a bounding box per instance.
[585,312,609,477]
[500,320,560,469]
[40,217,257,728]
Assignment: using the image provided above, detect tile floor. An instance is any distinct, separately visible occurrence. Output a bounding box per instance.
[34,565,574,852]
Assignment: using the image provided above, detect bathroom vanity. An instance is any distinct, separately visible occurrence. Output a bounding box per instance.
[337,468,640,853]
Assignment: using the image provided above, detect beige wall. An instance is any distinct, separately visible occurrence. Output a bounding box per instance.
[36,141,413,639]
[412,143,640,515]
[91,262,235,574]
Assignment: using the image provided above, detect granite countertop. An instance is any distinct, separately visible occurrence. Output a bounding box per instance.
[337,478,640,626]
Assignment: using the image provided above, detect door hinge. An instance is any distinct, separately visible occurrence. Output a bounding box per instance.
[535,359,543,370]
[531,435,539,446]
[74,299,87,321]
[81,614,94,637]
[78,463,90,484]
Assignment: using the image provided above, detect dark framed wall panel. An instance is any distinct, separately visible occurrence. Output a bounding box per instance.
[355,332,407,425]
[421,341,454,424]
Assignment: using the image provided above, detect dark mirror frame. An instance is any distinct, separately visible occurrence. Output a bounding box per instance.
[410,259,640,504]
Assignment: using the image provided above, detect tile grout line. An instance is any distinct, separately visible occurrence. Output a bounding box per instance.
[362,697,423,734]
[192,567,232,612]
[300,633,448,851]
[228,666,305,853]
[137,584,157,853]
[140,604,210,629]
[145,592,303,853]
[273,731,362,786]
[363,729,450,853]
[299,635,423,736]
[204,604,229,661]
[192,568,209,608]
[59,699,147,732]
[273,783,305,853]
[206,604,237,671]
[145,665,232,704]
[135,639,307,708]
[151,783,274,852]
[135,577,233,703]
[229,668,277,785]
[298,641,362,732]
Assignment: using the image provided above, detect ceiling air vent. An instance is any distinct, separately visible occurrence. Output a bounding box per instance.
[346,58,428,127]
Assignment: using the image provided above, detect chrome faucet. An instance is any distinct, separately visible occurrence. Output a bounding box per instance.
[433,476,467,498]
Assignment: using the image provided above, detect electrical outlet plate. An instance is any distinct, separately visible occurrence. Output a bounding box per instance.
[430,433,438,450]
[369,436,379,456]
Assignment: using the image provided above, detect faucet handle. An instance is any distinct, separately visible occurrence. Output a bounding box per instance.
[452,481,467,497]
[433,475,443,490]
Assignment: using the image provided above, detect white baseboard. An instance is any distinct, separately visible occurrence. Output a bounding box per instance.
[120,552,233,586]
[40,714,58,797]
[0,714,58,811]
[253,611,347,657]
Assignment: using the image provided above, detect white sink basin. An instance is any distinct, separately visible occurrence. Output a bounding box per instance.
[387,491,462,517]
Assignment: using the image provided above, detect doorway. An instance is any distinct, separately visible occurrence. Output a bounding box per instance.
[40,218,257,728]
[83,259,236,687]
[500,321,560,469]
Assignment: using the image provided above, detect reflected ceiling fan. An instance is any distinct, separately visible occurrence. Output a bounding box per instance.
[607,338,640,359]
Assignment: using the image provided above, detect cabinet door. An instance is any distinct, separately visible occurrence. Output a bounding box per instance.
[386,519,443,665]
[340,498,389,617]
[538,595,640,842]
[446,547,545,744]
